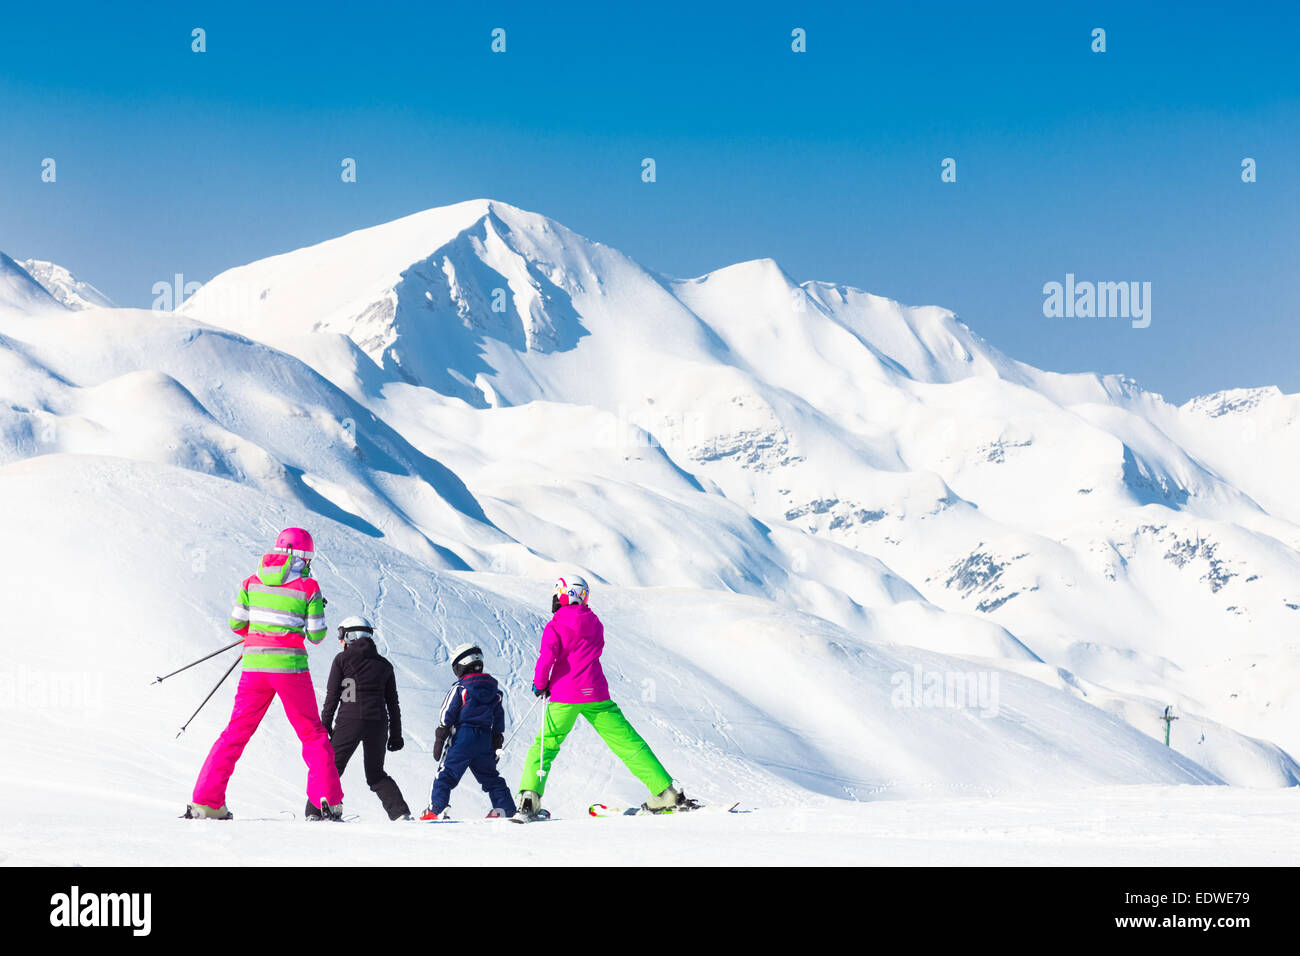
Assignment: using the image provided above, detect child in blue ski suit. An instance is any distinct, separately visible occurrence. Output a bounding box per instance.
[421,643,517,819]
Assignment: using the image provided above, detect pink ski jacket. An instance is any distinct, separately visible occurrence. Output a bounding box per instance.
[532,604,611,704]
[228,552,327,673]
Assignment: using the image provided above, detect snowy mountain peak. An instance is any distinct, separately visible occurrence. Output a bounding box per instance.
[182,199,717,405]
[685,256,794,286]
[0,252,67,314]
[1182,386,1286,419]
[17,258,115,310]
[184,199,1034,412]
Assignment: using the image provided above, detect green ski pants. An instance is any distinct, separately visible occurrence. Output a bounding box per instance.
[518,699,673,797]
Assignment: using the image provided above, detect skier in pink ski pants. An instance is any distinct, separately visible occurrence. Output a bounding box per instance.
[187,528,345,820]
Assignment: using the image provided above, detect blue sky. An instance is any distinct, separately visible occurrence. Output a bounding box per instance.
[1,1,1295,402]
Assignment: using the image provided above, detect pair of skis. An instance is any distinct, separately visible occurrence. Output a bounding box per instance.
[511,802,711,823]
[587,801,748,818]
[511,801,752,822]
[179,809,296,822]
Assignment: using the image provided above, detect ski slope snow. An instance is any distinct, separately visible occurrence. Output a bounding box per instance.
[2,454,1290,866]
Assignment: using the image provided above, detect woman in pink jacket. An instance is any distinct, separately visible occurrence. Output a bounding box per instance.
[516,575,695,819]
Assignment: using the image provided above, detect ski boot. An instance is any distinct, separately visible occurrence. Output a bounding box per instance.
[419,806,446,821]
[486,807,511,819]
[183,802,233,820]
[513,790,550,822]
[308,799,344,822]
[641,785,701,814]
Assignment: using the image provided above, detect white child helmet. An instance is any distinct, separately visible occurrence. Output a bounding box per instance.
[451,642,484,677]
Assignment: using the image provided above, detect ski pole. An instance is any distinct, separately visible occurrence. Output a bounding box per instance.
[537,701,548,780]
[497,695,542,758]
[175,654,240,738]
[152,638,243,685]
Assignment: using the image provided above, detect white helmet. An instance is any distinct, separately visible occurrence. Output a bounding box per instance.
[552,574,590,609]
[451,642,484,677]
[337,615,374,644]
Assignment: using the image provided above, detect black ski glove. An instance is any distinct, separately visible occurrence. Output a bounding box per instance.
[433,726,449,761]
[387,736,404,752]
[492,733,504,753]
[532,683,549,698]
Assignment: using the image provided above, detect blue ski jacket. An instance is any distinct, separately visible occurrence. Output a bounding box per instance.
[438,672,506,733]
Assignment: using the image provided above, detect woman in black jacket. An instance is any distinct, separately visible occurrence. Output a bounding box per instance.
[317,616,412,820]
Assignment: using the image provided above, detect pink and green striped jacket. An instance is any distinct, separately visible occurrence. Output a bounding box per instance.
[228,552,327,673]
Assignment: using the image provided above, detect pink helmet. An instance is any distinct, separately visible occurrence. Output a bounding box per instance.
[275,527,315,560]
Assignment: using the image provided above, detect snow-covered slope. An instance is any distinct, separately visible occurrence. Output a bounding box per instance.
[0,251,66,315]
[16,257,115,310]
[0,304,1008,652]
[0,454,1239,826]
[0,307,518,572]
[0,453,1293,866]
[1168,387,1300,523]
